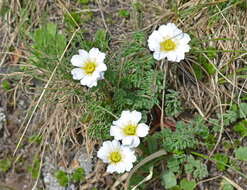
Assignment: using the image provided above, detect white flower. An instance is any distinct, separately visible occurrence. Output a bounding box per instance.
[70,48,107,88]
[97,140,136,173]
[110,110,150,148]
[148,23,191,62]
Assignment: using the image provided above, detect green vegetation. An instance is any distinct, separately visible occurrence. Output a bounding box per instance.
[2,0,247,189]
[55,170,70,187]
[235,146,247,161]
[118,9,130,18]
[28,158,41,179]
[1,80,11,90]
[0,159,11,172]
[55,168,85,187]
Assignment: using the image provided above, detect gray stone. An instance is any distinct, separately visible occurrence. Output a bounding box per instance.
[0,107,6,131]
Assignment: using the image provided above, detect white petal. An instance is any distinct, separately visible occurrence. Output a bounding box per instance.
[111,140,121,150]
[124,162,133,171]
[110,125,125,140]
[176,54,185,62]
[115,111,133,126]
[71,68,85,80]
[97,149,109,163]
[107,164,117,173]
[176,33,191,44]
[136,123,149,137]
[95,63,107,72]
[119,110,140,125]
[71,55,85,67]
[80,73,100,88]
[158,24,172,37]
[102,140,112,147]
[89,82,97,88]
[97,52,106,63]
[173,49,185,62]
[122,147,137,162]
[120,110,131,119]
[97,148,105,159]
[97,142,111,161]
[129,110,142,124]
[148,30,163,51]
[104,140,118,153]
[166,52,178,62]
[115,162,126,173]
[112,118,126,128]
[78,49,89,57]
[122,136,140,148]
[153,51,167,60]
[98,72,105,80]
[89,48,106,63]
[179,44,190,53]
[166,23,182,37]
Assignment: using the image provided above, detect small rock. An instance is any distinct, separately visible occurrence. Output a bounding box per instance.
[74,149,93,176]
[42,157,75,190]
[0,107,6,132]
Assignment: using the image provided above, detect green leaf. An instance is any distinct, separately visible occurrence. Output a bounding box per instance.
[165,89,183,117]
[132,1,143,11]
[78,0,89,4]
[55,170,69,187]
[192,64,204,80]
[202,61,216,75]
[222,109,238,126]
[161,121,198,152]
[161,171,177,189]
[180,179,196,190]
[32,23,67,59]
[213,153,229,171]
[167,154,186,174]
[185,156,208,180]
[1,80,11,90]
[118,9,130,18]
[64,12,81,28]
[46,23,57,36]
[235,146,247,161]
[71,168,85,183]
[146,135,158,154]
[0,159,11,172]
[94,29,109,51]
[27,158,41,179]
[238,103,247,118]
[28,134,42,144]
[233,120,247,137]
[221,180,234,190]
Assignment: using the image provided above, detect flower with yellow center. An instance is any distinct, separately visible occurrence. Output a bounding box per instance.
[110,110,150,148]
[123,124,137,136]
[97,140,136,173]
[82,61,97,74]
[148,23,191,62]
[71,48,107,88]
[160,39,176,51]
[109,151,122,163]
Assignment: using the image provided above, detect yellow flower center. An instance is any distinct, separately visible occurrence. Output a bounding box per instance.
[109,151,122,163]
[123,124,137,136]
[160,39,176,51]
[81,61,96,74]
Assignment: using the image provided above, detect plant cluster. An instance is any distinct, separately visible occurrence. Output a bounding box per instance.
[55,168,85,187]
[140,102,247,189]
[26,16,247,189]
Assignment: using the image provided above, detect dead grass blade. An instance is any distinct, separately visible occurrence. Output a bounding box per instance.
[222,175,244,190]
[13,25,80,156]
[124,149,167,190]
